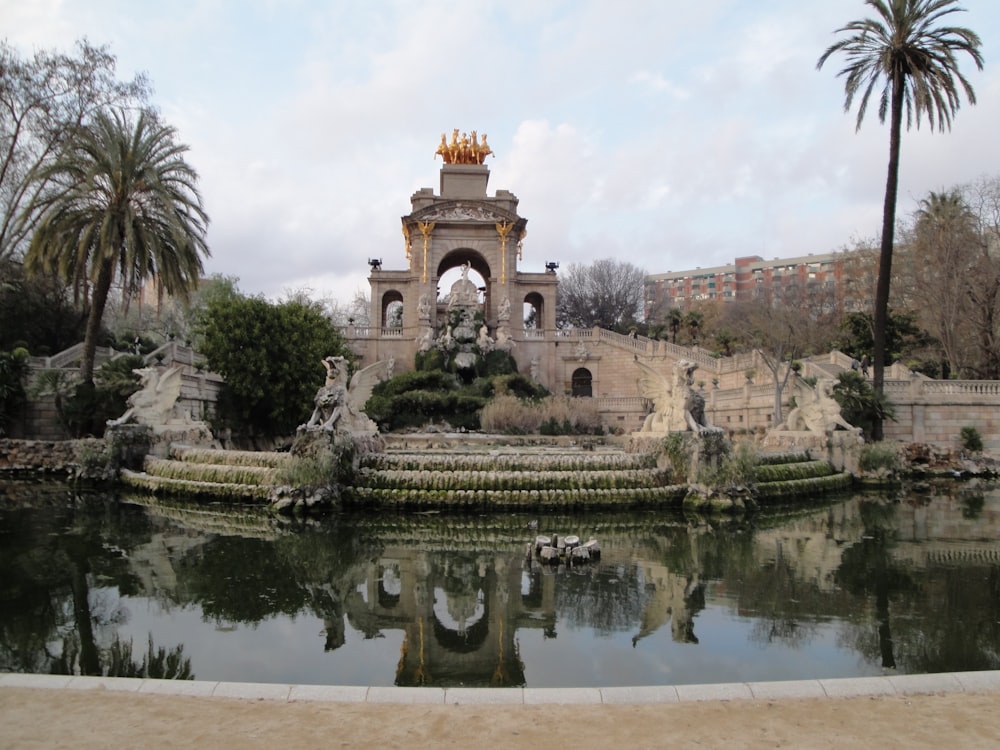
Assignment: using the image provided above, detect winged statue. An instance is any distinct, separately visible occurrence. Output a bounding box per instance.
[635,358,721,434]
[303,356,394,434]
[108,365,186,427]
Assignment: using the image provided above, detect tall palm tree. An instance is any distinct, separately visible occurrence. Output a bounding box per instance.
[817,0,982,440]
[666,307,684,344]
[25,109,209,385]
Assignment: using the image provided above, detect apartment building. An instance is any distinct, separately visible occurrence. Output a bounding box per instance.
[645,251,870,314]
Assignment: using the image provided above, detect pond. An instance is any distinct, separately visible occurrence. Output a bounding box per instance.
[2,481,999,688]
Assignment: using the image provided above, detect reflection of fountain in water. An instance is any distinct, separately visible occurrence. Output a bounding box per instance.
[434,586,485,637]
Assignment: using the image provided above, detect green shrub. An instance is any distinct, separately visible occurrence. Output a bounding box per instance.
[960,426,983,453]
[0,348,30,434]
[857,443,901,473]
[697,438,757,489]
[832,370,894,440]
[366,370,486,431]
[29,355,144,437]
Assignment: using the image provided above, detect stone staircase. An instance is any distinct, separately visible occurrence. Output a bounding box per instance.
[117,436,853,511]
[754,452,853,502]
[120,445,290,502]
[342,434,685,510]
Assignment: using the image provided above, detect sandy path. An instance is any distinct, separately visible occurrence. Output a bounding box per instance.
[3,688,1000,749]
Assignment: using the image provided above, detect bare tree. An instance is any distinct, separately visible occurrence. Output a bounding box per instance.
[962,176,1000,378]
[726,281,839,425]
[555,258,647,330]
[325,288,371,327]
[1,39,151,262]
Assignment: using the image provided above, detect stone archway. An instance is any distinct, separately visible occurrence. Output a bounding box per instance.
[437,250,491,316]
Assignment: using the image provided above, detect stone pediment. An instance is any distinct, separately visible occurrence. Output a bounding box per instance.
[408,202,518,225]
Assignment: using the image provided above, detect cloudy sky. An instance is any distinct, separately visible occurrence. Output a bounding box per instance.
[5,0,1000,305]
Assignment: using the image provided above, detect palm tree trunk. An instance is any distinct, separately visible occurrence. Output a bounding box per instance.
[80,257,114,385]
[871,72,906,442]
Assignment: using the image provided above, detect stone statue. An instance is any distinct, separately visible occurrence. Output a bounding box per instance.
[303,356,394,434]
[495,326,515,351]
[108,366,186,428]
[775,374,859,434]
[416,326,434,352]
[635,358,721,434]
[498,296,511,321]
[447,262,479,309]
[477,323,493,352]
[417,293,431,320]
[107,364,214,456]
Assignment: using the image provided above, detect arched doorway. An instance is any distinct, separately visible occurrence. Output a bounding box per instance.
[571,367,593,397]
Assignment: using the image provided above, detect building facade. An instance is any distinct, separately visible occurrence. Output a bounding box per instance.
[645,252,870,314]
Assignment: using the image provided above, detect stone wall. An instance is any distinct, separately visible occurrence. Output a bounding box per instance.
[0,438,100,476]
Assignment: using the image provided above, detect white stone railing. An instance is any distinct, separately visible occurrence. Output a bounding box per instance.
[921,380,1000,396]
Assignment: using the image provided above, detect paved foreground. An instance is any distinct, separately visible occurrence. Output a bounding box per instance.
[3,671,1000,749]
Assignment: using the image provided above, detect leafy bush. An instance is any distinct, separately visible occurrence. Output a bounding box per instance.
[30,355,144,437]
[858,443,901,473]
[193,280,349,437]
[367,370,486,431]
[697,440,758,489]
[960,426,983,453]
[832,370,894,440]
[0,348,30,434]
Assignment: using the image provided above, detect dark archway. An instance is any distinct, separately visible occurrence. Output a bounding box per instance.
[571,367,593,397]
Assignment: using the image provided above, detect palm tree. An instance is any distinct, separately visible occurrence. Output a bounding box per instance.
[817,0,982,440]
[25,108,209,385]
[684,309,703,345]
[666,307,684,344]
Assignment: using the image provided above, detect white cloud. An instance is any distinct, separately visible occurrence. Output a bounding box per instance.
[3,0,999,300]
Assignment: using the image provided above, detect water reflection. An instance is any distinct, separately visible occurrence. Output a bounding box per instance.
[2,481,1000,687]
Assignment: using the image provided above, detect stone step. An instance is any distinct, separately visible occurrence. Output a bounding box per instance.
[754,459,835,482]
[362,451,657,472]
[168,445,291,469]
[756,471,854,500]
[341,485,687,510]
[356,467,672,491]
[120,468,271,501]
[143,456,278,486]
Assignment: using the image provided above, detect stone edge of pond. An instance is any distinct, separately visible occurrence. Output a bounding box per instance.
[3,671,1000,705]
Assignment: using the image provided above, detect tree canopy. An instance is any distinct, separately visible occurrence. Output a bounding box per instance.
[0,39,151,262]
[24,108,209,384]
[555,258,647,330]
[193,280,351,438]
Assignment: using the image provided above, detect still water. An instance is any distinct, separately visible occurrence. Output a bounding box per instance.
[2,481,999,688]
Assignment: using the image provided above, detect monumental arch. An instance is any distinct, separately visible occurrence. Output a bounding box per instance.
[358,132,559,387]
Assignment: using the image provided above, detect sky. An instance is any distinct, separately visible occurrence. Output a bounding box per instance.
[5,0,1000,306]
